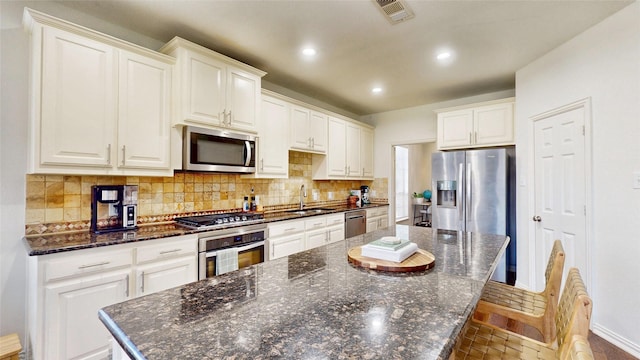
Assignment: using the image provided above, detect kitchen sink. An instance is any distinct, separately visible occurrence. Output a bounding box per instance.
[284,208,335,215]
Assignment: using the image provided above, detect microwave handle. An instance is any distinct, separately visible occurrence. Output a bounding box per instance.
[244,141,252,167]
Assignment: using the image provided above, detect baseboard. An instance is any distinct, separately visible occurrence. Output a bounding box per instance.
[592,323,640,358]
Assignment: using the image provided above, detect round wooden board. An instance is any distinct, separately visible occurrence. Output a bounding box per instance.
[347,246,436,273]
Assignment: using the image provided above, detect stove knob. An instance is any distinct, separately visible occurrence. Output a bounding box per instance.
[235,216,241,222]
[241,215,248,221]
[222,218,228,223]
[215,219,223,225]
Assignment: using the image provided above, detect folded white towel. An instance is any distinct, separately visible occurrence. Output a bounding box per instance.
[216,247,239,275]
[361,242,418,263]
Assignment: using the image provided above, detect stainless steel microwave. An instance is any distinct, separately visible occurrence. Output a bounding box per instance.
[183,126,256,173]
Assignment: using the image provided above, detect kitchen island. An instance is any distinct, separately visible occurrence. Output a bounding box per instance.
[99,225,508,359]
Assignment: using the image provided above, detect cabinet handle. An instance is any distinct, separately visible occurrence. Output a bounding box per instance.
[78,261,110,269]
[261,158,264,171]
[475,132,478,144]
[311,137,315,148]
[348,166,351,174]
[125,274,129,297]
[345,166,347,175]
[140,271,145,294]
[469,132,473,144]
[107,144,111,165]
[284,227,297,232]
[362,168,365,176]
[228,110,232,126]
[121,145,126,166]
[308,137,312,148]
[313,222,323,227]
[159,249,182,255]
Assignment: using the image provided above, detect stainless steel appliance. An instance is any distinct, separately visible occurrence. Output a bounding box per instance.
[431,147,516,284]
[183,126,256,173]
[360,185,370,205]
[90,185,138,233]
[175,212,266,279]
[345,210,366,238]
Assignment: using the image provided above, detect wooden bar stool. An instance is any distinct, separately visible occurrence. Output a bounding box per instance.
[474,240,565,342]
[0,333,21,360]
[454,268,592,360]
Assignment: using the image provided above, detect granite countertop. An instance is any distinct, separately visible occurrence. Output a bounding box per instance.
[99,225,509,360]
[24,203,388,256]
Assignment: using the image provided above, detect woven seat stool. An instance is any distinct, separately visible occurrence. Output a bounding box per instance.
[475,240,565,342]
[454,268,592,360]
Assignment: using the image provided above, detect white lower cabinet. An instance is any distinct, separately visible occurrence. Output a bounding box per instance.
[44,269,131,360]
[28,234,197,360]
[268,213,345,259]
[269,232,306,260]
[366,206,389,233]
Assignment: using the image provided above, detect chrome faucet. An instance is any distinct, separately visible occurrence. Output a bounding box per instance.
[299,184,307,210]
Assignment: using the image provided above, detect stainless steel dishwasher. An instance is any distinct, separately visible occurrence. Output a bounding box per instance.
[345,210,366,238]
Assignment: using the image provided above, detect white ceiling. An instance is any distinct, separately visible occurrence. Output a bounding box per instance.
[53,0,631,116]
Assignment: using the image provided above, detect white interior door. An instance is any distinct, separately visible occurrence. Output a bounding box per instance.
[532,101,588,289]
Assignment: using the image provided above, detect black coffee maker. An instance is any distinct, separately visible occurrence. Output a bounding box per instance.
[360,185,370,205]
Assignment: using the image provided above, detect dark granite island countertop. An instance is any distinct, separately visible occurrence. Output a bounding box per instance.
[99,225,509,360]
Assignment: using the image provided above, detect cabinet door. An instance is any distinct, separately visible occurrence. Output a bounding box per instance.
[360,127,374,179]
[305,228,328,250]
[290,105,311,150]
[327,225,345,244]
[346,123,361,177]
[437,109,474,149]
[135,256,196,296]
[269,233,305,260]
[182,50,225,126]
[44,270,130,360]
[327,117,347,177]
[118,51,172,171]
[227,68,260,132]
[39,26,116,168]
[474,102,514,146]
[366,217,379,233]
[309,111,328,152]
[257,95,289,177]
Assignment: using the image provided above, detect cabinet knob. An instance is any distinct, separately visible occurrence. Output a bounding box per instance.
[532,215,542,222]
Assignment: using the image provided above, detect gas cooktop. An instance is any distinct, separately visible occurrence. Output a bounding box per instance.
[175,212,264,230]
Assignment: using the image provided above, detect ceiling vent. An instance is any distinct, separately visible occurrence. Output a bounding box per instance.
[373,0,415,24]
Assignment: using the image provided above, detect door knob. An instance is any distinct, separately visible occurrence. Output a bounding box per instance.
[532,215,542,222]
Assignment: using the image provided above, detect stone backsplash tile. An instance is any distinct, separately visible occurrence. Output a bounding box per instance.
[24,152,389,234]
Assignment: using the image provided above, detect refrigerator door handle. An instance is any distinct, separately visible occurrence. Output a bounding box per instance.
[458,163,464,222]
[466,163,472,225]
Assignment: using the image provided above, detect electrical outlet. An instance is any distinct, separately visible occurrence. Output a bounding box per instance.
[371,190,377,197]
[328,192,334,200]
[312,190,318,201]
[633,171,640,189]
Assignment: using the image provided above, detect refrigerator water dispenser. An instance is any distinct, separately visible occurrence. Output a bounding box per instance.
[436,180,457,208]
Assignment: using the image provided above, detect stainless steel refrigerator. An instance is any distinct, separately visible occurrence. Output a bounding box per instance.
[431,147,516,284]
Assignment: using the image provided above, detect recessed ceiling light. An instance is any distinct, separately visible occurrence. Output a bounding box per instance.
[437,52,451,60]
[302,48,317,56]
[371,87,383,94]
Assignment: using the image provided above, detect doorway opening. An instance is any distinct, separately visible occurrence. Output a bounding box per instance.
[395,145,409,222]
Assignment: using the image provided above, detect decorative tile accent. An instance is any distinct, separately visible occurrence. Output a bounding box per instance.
[24,151,389,234]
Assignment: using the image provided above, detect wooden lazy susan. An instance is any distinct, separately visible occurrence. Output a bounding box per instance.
[347,246,435,273]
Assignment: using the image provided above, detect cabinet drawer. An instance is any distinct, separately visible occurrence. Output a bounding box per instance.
[136,235,197,264]
[268,219,305,237]
[45,248,133,282]
[325,213,344,226]
[305,217,327,230]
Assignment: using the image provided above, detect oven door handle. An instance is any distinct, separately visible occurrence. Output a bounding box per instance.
[204,241,265,258]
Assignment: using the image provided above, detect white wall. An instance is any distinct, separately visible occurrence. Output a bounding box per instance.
[515,2,640,356]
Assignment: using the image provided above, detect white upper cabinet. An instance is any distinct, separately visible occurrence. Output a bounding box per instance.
[118,50,172,170]
[312,117,374,180]
[436,98,514,150]
[23,8,174,176]
[290,105,328,153]
[160,37,266,133]
[360,127,374,178]
[244,91,290,178]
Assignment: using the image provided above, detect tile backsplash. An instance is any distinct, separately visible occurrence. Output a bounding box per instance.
[25,151,388,235]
